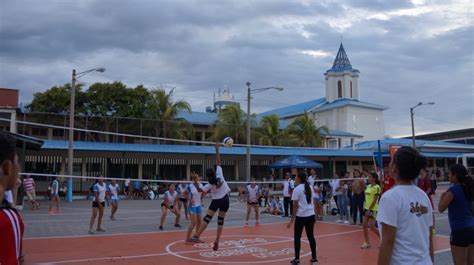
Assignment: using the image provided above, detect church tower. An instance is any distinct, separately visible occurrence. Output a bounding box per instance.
[324,43,360,102]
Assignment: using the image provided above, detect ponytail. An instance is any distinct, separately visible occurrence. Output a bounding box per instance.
[450,164,473,201]
[298,171,311,204]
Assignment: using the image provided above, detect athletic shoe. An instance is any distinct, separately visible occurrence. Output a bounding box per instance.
[432,228,437,235]
[174,224,181,228]
[244,222,249,226]
[290,259,300,264]
[96,228,106,232]
[213,241,219,251]
[159,226,163,231]
[88,230,94,235]
[191,236,204,243]
[360,242,370,249]
[336,219,342,223]
[310,258,318,264]
[185,238,194,245]
[344,220,349,224]
[255,221,260,226]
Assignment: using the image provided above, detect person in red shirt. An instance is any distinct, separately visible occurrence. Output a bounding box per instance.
[382,173,395,194]
[0,131,25,265]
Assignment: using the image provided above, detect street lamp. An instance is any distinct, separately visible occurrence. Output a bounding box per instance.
[246,82,284,181]
[410,101,435,148]
[67,68,106,202]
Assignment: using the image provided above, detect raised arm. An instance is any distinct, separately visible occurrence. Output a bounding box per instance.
[215,143,221,166]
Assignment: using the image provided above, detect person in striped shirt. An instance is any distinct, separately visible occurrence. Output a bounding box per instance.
[0,131,25,265]
[23,175,40,210]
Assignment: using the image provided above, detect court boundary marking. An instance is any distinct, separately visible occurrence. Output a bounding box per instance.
[35,230,362,264]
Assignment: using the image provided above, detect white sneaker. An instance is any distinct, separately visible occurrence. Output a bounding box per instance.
[344,220,349,224]
[336,219,342,223]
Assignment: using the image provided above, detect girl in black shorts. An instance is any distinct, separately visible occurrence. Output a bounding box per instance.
[159,184,181,230]
[193,143,231,251]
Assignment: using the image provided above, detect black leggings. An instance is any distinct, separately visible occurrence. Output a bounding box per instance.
[284,196,293,216]
[294,215,317,260]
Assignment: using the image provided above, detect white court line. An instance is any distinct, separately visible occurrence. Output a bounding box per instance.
[36,230,361,264]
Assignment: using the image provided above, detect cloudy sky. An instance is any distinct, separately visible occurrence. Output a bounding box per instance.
[1,0,473,137]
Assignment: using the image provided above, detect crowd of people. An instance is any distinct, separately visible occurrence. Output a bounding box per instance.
[1,128,473,264]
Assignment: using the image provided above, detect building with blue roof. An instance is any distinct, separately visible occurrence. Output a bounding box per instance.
[255,43,388,147]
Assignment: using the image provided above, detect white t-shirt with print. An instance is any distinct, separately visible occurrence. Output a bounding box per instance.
[377,185,433,265]
[93,183,107,202]
[283,179,295,197]
[291,184,315,217]
[163,190,178,205]
[246,184,260,203]
[330,179,341,196]
[108,183,120,199]
[202,166,231,200]
[187,183,204,207]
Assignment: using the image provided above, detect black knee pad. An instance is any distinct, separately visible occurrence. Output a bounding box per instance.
[204,214,213,224]
[217,216,224,226]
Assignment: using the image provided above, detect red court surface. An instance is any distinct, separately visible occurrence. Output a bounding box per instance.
[24,222,450,265]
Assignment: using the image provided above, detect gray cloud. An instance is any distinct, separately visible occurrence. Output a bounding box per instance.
[0,0,472,137]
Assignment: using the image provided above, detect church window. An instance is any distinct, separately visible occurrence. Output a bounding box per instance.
[337,81,342,98]
[350,81,353,98]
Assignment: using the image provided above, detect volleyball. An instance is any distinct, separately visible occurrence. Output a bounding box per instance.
[223,137,234,147]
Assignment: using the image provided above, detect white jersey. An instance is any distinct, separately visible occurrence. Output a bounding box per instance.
[163,190,178,205]
[176,184,187,198]
[93,182,107,202]
[308,175,316,188]
[331,179,341,196]
[246,184,260,203]
[377,185,434,265]
[291,184,316,217]
[283,179,295,197]
[202,166,231,200]
[108,183,120,200]
[187,182,204,207]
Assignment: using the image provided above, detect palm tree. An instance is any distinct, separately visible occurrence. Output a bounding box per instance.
[286,111,329,147]
[147,88,193,141]
[211,105,248,144]
[255,114,284,146]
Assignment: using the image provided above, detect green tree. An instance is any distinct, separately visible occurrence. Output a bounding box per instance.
[211,105,252,144]
[286,111,329,147]
[255,114,284,146]
[27,83,86,114]
[147,88,193,140]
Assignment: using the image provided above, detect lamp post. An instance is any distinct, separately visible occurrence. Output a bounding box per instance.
[410,101,435,148]
[246,82,283,181]
[67,67,105,202]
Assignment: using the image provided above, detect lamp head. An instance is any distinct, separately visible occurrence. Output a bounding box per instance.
[246,82,251,87]
[96,68,106,73]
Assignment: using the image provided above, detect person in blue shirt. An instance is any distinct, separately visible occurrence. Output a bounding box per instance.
[438,164,474,265]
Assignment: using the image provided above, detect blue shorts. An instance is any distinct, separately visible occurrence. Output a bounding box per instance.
[110,198,119,203]
[189,206,202,215]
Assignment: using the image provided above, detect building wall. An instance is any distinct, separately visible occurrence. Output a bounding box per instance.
[314,106,384,141]
[0,88,19,108]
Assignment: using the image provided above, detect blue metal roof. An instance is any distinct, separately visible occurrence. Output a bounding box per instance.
[258,98,326,119]
[41,140,373,157]
[323,129,363,138]
[315,99,388,112]
[328,43,354,71]
[176,111,217,125]
[353,138,474,151]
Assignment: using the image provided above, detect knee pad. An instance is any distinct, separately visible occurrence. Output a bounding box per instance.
[217,216,224,226]
[204,214,213,224]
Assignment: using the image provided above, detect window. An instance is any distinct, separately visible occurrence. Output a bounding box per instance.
[337,81,342,98]
[350,81,353,98]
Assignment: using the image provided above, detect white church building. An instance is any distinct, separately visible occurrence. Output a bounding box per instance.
[259,43,387,148]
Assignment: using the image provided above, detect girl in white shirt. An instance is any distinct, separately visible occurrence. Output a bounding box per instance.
[377,146,434,265]
[287,171,317,264]
[245,178,261,226]
[89,177,107,234]
[159,184,181,231]
[107,179,120,221]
